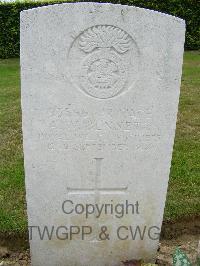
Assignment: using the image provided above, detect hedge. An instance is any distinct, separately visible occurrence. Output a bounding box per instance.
[0,0,199,58]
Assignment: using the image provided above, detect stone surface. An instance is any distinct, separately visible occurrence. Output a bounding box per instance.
[20,2,185,266]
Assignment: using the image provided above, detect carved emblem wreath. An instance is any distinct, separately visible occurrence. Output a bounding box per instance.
[67,25,139,99]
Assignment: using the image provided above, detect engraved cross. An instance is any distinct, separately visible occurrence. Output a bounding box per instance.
[67,158,128,242]
[67,158,127,196]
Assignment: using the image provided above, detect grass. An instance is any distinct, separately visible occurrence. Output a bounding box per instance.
[0,59,26,233]
[164,51,200,220]
[0,51,199,234]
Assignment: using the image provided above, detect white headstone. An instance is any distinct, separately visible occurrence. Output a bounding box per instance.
[20,3,185,265]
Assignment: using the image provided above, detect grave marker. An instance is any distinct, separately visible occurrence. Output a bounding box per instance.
[21,3,185,265]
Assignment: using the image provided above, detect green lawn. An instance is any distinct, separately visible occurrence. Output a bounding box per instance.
[0,51,199,234]
[164,51,200,220]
